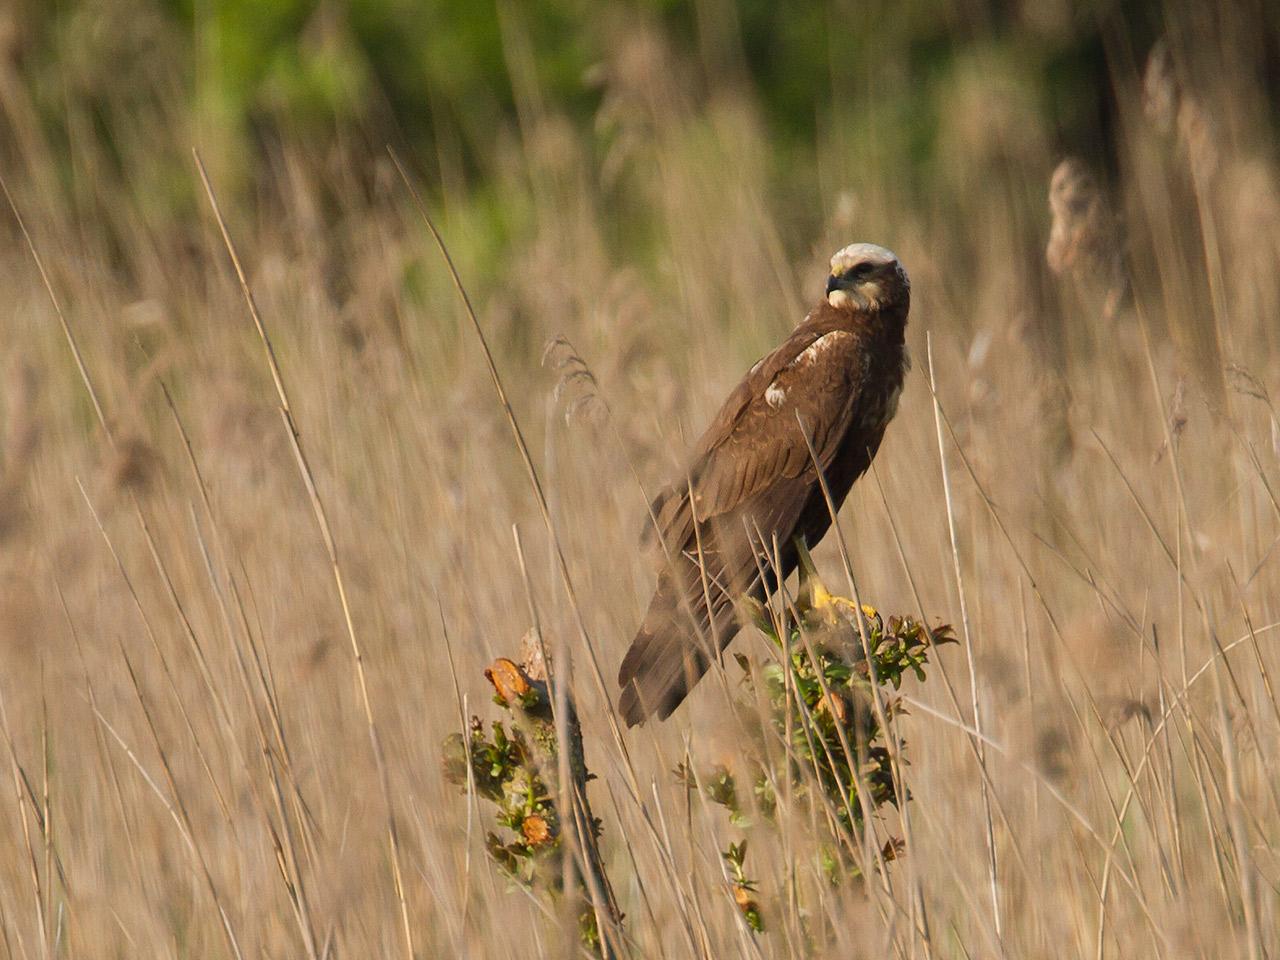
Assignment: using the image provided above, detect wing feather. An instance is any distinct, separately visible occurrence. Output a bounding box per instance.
[643,324,862,556]
[692,329,861,514]
[623,320,880,725]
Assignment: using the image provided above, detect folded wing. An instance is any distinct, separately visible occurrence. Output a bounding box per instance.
[620,324,866,724]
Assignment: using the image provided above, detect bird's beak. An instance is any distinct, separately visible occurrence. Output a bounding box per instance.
[825,274,842,295]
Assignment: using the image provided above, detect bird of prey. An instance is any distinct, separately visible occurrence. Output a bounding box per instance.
[618,243,911,726]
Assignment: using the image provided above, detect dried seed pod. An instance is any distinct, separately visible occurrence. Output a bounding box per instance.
[1178,96,1220,185]
[1046,157,1127,318]
[543,334,608,428]
[1143,39,1179,134]
[1142,39,1219,184]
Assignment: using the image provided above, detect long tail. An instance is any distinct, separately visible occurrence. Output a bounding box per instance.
[618,570,735,726]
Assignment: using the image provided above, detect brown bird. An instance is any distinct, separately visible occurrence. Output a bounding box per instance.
[618,243,911,725]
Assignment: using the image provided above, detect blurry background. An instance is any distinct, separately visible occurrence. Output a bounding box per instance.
[1,0,1280,957]
[0,0,1185,280]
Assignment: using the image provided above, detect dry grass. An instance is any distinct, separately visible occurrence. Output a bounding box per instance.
[1,8,1279,959]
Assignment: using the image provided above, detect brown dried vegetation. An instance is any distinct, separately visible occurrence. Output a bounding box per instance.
[0,9,1279,960]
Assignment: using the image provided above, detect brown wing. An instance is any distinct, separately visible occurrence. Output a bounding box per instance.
[643,322,865,560]
[621,321,869,725]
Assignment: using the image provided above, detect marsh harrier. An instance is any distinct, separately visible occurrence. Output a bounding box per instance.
[618,243,911,725]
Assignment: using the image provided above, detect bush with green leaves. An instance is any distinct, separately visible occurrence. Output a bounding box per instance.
[678,549,954,929]
[443,559,952,946]
[442,653,615,954]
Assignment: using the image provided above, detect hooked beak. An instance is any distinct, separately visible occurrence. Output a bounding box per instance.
[825,274,843,296]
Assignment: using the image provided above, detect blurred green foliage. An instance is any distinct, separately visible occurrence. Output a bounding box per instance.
[4,0,1192,306]
[8,0,1142,183]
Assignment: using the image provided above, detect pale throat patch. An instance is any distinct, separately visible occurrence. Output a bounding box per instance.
[827,281,884,310]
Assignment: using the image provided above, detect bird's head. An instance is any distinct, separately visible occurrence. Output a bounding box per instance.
[825,243,909,313]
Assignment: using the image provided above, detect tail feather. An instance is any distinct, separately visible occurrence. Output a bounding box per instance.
[618,624,706,726]
[617,572,730,726]
[622,479,819,725]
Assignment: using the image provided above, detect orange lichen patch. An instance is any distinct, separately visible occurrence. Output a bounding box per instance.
[731,885,763,930]
[521,815,552,846]
[815,691,849,725]
[485,658,531,704]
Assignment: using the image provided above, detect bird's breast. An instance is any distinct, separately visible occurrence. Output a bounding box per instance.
[853,344,908,435]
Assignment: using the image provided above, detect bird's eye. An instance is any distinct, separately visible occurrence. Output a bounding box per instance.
[843,262,874,281]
